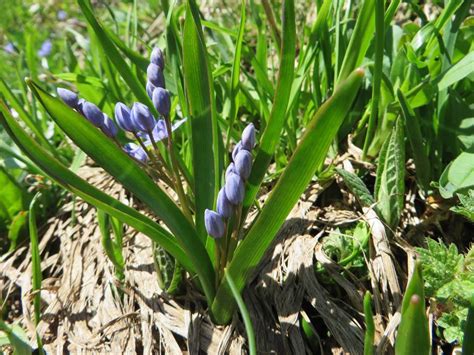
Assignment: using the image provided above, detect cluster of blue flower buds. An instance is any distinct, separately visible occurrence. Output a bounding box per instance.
[204,124,256,239]
[57,47,178,164]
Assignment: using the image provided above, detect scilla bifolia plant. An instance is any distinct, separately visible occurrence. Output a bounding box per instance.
[0,0,364,324]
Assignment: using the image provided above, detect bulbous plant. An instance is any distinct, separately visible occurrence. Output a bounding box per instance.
[0,0,365,324]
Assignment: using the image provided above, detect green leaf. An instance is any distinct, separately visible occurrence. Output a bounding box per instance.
[0,166,26,227]
[363,292,375,355]
[0,320,33,355]
[337,0,375,83]
[438,152,474,199]
[395,262,430,355]
[225,269,256,355]
[437,51,474,90]
[375,118,405,229]
[463,294,474,355]
[7,211,28,252]
[0,99,194,278]
[397,90,431,191]
[77,0,154,113]
[451,191,474,222]
[243,0,296,212]
[183,0,218,241]
[336,168,374,208]
[211,69,364,324]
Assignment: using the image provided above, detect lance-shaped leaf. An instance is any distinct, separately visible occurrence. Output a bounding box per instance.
[183,0,218,241]
[0,100,194,274]
[395,262,430,355]
[19,82,216,303]
[211,69,365,324]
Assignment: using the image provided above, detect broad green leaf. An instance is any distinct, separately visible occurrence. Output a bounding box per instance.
[243,0,296,212]
[77,0,155,114]
[397,90,431,191]
[336,168,375,208]
[7,211,28,252]
[104,27,149,72]
[212,69,364,324]
[437,51,474,90]
[395,262,430,355]
[363,292,375,355]
[183,0,218,241]
[337,0,375,83]
[375,118,405,229]
[438,152,474,199]
[0,99,196,281]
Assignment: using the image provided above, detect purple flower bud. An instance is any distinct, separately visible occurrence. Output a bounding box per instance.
[131,102,155,132]
[115,102,134,132]
[4,42,15,54]
[216,187,233,218]
[57,10,67,21]
[146,81,156,99]
[204,209,225,239]
[232,141,242,161]
[234,150,252,179]
[38,39,52,58]
[152,87,171,117]
[241,123,256,150]
[147,63,165,88]
[82,102,104,127]
[77,98,86,115]
[101,115,118,138]
[225,172,245,205]
[150,47,165,69]
[57,88,78,108]
[124,143,148,163]
[226,162,235,179]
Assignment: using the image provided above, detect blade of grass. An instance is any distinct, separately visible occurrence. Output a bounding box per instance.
[225,269,256,355]
[183,0,219,241]
[362,0,384,159]
[363,292,375,355]
[242,0,296,213]
[212,69,365,324]
[336,0,375,84]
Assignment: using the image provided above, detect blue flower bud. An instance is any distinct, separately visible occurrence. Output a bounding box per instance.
[82,102,104,127]
[216,187,233,218]
[101,115,118,138]
[38,39,52,58]
[241,123,256,150]
[150,47,165,69]
[204,209,225,239]
[226,162,235,179]
[234,150,252,180]
[225,172,245,205]
[131,102,155,132]
[124,143,148,163]
[152,87,171,117]
[57,88,78,108]
[147,63,165,88]
[232,141,242,161]
[146,81,156,99]
[77,98,86,115]
[115,102,134,132]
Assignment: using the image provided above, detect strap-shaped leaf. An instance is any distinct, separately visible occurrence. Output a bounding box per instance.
[0,100,194,274]
[77,0,154,113]
[211,69,365,324]
[183,0,218,240]
[242,0,296,212]
[24,82,216,303]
